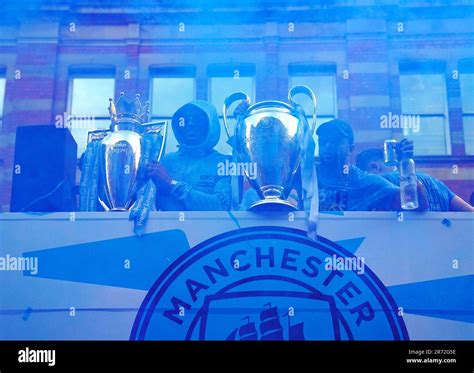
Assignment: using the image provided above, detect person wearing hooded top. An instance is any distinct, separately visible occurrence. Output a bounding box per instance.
[145,100,231,211]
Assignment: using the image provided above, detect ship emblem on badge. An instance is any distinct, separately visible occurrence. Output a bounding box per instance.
[226,303,306,341]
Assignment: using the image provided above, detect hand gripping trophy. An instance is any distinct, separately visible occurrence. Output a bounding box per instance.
[80,93,167,212]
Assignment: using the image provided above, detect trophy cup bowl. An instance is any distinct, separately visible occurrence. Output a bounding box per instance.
[236,101,303,211]
[87,93,167,211]
[100,123,144,211]
[223,86,317,212]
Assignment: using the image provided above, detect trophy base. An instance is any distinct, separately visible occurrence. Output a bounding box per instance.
[98,197,135,212]
[248,198,297,213]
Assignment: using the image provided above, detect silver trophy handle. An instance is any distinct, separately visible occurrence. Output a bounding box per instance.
[223,92,251,138]
[288,85,318,135]
[156,121,168,162]
[87,129,110,144]
[143,120,168,162]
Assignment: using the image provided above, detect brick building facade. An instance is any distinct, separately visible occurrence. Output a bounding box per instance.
[0,0,473,211]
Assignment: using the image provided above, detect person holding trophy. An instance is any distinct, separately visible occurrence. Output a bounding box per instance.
[229,97,429,212]
[146,100,231,211]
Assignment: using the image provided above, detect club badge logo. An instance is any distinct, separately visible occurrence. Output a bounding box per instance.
[131,226,408,340]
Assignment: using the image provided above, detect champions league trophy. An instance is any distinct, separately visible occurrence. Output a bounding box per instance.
[86,93,167,211]
[223,86,317,211]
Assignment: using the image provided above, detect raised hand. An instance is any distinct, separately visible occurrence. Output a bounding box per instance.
[397,138,414,160]
[145,160,173,193]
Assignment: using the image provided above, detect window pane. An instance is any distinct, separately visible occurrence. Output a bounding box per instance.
[71,78,114,117]
[70,78,114,157]
[0,78,5,117]
[151,77,195,117]
[463,116,474,155]
[460,74,474,114]
[400,74,446,114]
[210,77,255,116]
[290,75,336,116]
[403,116,448,155]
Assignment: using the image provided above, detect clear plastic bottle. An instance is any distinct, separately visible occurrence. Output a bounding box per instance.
[399,157,419,210]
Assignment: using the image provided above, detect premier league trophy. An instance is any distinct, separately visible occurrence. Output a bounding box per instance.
[84,93,167,211]
[223,86,317,211]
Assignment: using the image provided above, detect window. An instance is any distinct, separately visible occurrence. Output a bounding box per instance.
[399,61,450,155]
[289,64,338,156]
[459,61,474,155]
[209,64,256,155]
[0,67,5,131]
[150,66,196,155]
[68,69,115,157]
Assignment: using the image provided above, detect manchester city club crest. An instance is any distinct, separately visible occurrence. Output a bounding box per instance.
[131,226,408,340]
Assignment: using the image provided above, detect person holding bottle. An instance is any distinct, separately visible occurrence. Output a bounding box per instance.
[355,146,474,212]
[315,119,428,211]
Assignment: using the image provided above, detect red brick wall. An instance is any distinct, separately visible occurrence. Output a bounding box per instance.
[0,3,473,211]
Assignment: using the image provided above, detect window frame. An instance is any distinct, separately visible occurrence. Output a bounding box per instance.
[288,74,338,121]
[149,66,197,155]
[398,61,451,156]
[459,69,474,155]
[0,66,6,132]
[288,64,338,156]
[67,67,116,157]
[67,73,115,123]
[207,63,256,119]
[149,66,197,122]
